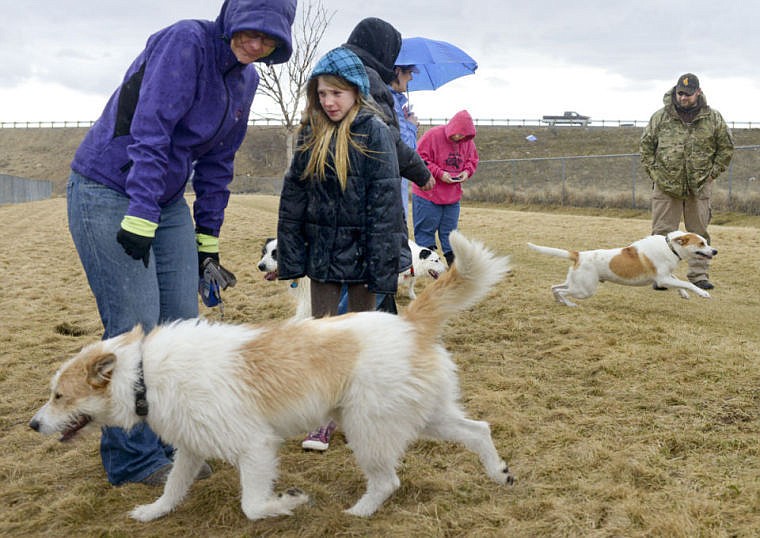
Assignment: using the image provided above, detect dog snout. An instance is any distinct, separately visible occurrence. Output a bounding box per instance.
[29,418,41,432]
[257,261,267,271]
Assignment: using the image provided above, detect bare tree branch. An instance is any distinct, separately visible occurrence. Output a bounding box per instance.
[255,0,334,132]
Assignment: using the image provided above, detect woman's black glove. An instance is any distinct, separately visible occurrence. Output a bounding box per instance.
[117,228,152,268]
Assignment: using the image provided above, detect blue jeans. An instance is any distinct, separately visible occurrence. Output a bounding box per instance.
[67,171,198,484]
[412,195,461,255]
[337,284,384,314]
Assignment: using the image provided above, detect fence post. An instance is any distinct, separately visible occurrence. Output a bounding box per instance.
[727,160,734,210]
[561,158,567,205]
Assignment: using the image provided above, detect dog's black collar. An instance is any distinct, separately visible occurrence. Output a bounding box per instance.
[135,358,149,417]
[665,236,682,260]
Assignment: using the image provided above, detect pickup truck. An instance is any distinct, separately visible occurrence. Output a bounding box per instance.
[541,111,591,126]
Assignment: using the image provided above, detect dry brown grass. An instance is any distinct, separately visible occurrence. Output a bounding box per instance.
[2,195,760,537]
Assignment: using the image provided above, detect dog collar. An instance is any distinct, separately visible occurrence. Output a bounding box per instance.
[665,236,682,260]
[135,358,149,417]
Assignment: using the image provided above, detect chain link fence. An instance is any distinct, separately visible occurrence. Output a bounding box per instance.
[468,145,760,214]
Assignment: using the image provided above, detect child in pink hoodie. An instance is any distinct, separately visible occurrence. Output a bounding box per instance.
[411,109,479,265]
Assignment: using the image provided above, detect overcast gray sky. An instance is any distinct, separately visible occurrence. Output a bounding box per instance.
[1,0,758,124]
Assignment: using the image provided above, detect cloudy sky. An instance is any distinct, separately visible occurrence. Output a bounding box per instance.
[2,0,758,125]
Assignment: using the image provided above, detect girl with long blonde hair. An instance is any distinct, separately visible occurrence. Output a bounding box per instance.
[278,46,403,314]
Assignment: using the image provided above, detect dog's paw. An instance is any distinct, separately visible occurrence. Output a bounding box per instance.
[698,290,711,299]
[242,488,309,520]
[130,502,170,522]
[280,487,309,504]
[344,502,376,517]
[678,289,690,299]
[491,460,515,486]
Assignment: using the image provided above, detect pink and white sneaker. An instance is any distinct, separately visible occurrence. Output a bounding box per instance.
[301,421,337,451]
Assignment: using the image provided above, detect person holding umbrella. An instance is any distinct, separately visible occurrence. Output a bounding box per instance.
[389,64,421,219]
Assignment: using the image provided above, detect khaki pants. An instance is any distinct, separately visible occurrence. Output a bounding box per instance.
[310,281,375,318]
[651,181,713,282]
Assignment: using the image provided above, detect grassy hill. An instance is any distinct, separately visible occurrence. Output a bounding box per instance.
[2,125,760,215]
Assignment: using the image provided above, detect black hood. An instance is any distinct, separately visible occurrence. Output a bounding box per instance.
[343,17,401,84]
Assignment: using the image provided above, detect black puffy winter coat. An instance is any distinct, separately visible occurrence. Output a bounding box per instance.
[343,17,430,187]
[276,109,405,294]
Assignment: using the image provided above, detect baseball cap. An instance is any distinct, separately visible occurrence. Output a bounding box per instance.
[676,73,700,95]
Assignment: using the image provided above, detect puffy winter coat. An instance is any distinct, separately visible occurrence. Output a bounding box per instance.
[343,18,430,187]
[276,109,405,294]
[71,0,296,236]
[640,89,734,199]
[413,110,479,205]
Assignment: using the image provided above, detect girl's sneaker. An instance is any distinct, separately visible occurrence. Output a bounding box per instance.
[301,421,337,451]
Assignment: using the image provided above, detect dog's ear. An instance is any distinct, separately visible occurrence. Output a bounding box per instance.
[419,249,433,260]
[672,236,688,246]
[86,353,117,389]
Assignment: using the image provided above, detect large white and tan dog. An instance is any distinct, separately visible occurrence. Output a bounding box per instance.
[257,237,447,318]
[30,231,513,522]
[528,230,717,307]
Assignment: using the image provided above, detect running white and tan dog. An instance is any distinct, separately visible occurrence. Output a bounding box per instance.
[30,231,513,522]
[257,237,446,318]
[528,230,717,307]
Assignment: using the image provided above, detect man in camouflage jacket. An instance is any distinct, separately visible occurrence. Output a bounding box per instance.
[640,73,734,289]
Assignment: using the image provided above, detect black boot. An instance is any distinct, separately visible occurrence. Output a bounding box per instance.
[444,251,455,267]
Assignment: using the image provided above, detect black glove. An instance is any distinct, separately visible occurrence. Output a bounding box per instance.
[198,251,220,277]
[117,228,152,268]
[198,256,237,308]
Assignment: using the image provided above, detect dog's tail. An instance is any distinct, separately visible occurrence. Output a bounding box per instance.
[405,231,510,336]
[527,242,578,262]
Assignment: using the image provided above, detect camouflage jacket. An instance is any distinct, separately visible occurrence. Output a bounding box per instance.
[640,89,734,199]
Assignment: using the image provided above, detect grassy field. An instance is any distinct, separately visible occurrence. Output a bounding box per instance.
[2,195,760,537]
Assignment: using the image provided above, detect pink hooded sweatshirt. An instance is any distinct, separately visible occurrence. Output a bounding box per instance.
[412,109,479,205]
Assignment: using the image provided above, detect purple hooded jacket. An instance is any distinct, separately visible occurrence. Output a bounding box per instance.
[71,0,296,236]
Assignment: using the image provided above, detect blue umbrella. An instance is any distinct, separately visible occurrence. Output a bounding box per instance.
[395,37,478,91]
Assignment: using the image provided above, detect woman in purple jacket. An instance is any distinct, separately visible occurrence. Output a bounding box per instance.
[67,0,295,486]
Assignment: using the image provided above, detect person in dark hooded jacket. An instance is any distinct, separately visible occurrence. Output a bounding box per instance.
[343,17,434,314]
[66,0,295,486]
[277,46,405,451]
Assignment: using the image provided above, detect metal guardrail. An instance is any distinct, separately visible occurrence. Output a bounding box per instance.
[2,118,759,129]
[0,118,287,129]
